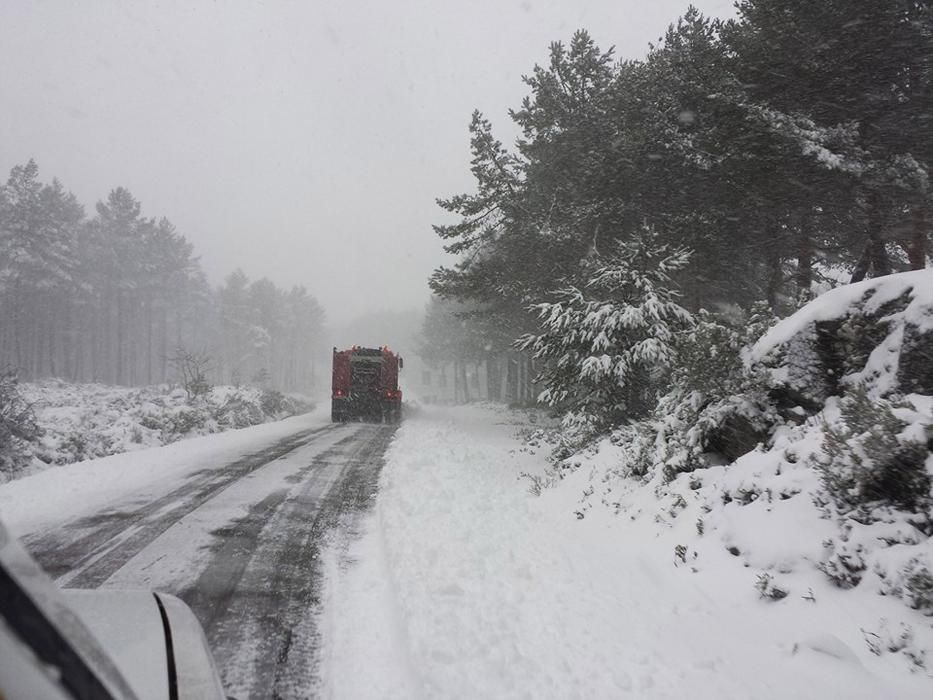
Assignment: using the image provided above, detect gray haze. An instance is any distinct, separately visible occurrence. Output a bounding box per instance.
[0,0,734,321]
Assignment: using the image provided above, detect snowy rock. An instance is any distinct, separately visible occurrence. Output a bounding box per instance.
[702,408,772,462]
[751,270,933,403]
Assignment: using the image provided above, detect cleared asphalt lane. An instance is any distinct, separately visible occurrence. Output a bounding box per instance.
[23,421,397,699]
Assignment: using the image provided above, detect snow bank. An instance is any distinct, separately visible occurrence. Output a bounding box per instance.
[0,407,329,537]
[14,380,314,477]
[507,271,933,683]
[321,405,932,697]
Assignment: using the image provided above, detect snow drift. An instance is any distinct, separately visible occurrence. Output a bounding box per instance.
[547,270,933,674]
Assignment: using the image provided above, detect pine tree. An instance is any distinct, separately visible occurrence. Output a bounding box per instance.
[219,269,253,384]
[0,161,83,376]
[726,0,933,279]
[88,187,146,383]
[518,227,693,427]
[430,32,624,355]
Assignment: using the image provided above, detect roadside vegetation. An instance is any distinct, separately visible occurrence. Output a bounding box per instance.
[0,376,313,482]
[425,1,933,668]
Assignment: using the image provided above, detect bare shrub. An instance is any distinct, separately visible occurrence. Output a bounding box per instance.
[170,347,213,400]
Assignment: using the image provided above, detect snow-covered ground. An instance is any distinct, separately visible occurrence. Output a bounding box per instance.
[3,394,931,697]
[0,405,329,538]
[321,404,933,698]
[10,380,314,478]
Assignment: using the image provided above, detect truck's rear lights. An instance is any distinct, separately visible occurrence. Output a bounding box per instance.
[334,390,345,398]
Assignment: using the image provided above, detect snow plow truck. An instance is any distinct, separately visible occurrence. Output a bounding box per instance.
[331,345,403,423]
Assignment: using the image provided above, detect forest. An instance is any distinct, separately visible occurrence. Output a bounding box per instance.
[0,160,325,391]
[425,0,932,424]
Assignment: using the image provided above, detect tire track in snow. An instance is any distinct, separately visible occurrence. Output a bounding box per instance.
[184,424,396,700]
[24,423,340,583]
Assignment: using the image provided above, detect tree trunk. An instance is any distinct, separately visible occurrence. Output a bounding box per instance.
[485,351,499,402]
[12,286,24,373]
[852,192,892,282]
[144,299,152,385]
[160,307,168,383]
[850,241,872,283]
[116,292,125,385]
[908,202,928,270]
[795,223,813,301]
[517,355,524,405]
[461,362,471,403]
[867,192,892,277]
[47,295,57,377]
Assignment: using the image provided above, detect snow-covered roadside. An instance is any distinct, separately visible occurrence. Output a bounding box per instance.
[0,405,329,538]
[14,380,315,475]
[320,404,932,699]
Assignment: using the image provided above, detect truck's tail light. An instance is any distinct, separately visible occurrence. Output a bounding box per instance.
[334,389,345,398]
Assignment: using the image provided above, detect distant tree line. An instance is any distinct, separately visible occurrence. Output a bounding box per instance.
[0,159,324,391]
[419,296,539,404]
[424,1,932,413]
[216,268,324,391]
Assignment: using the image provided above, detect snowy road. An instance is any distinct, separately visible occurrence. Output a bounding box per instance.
[18,418,396,699]
[6,405,932,698]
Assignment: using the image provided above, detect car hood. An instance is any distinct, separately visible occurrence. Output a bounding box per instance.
[62,589,226,700]
[62,589,169,700]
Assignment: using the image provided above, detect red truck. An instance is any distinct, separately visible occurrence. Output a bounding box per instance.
[332,345,403,423]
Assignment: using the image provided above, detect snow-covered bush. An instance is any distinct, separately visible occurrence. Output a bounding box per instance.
[820,541,868,589]
[213,388,266,428]
[260,388,288,416]
[813,388,931,517]
[903,560,933,614]
[0,370,40,479]
[606,307,780,480]
[755,572,789,600]
[542,270,933,647]
[518,227,693,433]
[899,322,933,395]
[12,380,314,476]
[673,306,770,397]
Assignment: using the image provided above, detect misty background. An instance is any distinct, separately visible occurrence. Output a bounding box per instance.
[0,0,733,328]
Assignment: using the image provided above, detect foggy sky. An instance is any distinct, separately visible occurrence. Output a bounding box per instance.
[0,0,735,322]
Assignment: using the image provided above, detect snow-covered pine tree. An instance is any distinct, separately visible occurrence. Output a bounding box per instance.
[518,226,693,431]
